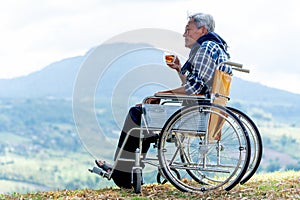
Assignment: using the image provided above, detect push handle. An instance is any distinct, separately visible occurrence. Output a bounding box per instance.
[219,61,250,73]
[220,61,243,68]
[232,67,250,73]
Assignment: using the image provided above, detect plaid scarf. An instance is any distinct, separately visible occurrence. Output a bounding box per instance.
[181,32,230,74]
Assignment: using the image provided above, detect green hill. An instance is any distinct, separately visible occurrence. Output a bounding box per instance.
[0,97,300,193]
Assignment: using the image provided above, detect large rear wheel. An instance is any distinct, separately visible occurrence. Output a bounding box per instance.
[228,107,263,184]
[158,103,251,192]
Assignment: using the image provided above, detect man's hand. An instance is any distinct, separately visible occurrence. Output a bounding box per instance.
[166,56,181,72]
[156,86,186,95]
[144,97,161,104]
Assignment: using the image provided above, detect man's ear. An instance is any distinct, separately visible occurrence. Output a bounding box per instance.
[197,26,208,36]
[202,26,209,34]
[199,26,208,35]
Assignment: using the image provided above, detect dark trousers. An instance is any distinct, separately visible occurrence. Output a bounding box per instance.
[112,106,151,188]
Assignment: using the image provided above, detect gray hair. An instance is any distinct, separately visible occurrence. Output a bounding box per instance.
[189,13,215,32]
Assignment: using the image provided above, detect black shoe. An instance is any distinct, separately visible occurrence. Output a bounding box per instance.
[95,160,112,172]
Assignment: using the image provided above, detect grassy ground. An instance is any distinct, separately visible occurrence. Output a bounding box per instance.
[1,171,299,200]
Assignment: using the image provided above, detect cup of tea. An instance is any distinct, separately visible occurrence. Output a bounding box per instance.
[164,54,177,65]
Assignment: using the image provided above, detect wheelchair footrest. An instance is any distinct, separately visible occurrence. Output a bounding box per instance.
[88,166,110,179]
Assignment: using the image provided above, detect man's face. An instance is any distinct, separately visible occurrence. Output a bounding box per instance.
[183,19,206,48]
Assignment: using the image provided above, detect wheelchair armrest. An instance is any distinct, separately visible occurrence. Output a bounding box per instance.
[154,93,207,101]
[142,94,209,107]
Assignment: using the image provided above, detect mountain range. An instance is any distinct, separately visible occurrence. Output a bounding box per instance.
[0,42,299,123]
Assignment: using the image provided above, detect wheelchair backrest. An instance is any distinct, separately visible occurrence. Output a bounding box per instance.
[210,69,232,106]
[208,69,232,141]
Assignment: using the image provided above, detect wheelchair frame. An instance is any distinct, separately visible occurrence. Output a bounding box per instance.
[89,61,263,194]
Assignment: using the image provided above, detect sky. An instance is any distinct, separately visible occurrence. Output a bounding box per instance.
[0,0,299,94]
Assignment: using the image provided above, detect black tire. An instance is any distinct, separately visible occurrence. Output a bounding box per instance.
[227,107,263,184]
[132,168,142,194]
[157,168,181,184]
[158,103,251,192]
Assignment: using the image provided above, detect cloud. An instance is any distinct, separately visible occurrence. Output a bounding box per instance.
[0,0,299,94]
[0,0,189,77]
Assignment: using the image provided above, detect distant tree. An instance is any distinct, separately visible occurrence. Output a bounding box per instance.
[280,134,288,146]
[265,158,281,172]
[263,137,271,146]
[286,162,300,171]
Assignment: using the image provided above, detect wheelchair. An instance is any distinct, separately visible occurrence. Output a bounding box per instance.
[89,61,263,194]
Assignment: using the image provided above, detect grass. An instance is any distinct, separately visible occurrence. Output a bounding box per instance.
[1,171,299,200]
